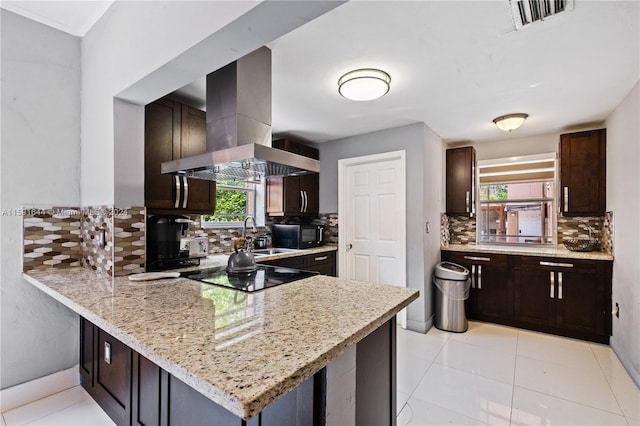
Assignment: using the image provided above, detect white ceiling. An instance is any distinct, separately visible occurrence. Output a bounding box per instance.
[3,1,639,143]
[1,1,113,37]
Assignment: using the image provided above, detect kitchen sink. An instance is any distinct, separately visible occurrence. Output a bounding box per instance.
[252,248,303,257]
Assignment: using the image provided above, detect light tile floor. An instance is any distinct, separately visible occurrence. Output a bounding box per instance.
[2,321,638,425]
[397,321,640,426]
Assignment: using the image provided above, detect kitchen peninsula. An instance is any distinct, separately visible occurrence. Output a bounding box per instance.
[24,263,418,425]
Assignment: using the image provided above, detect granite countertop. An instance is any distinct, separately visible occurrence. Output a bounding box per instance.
[442,244,613,261]
[24,262,417,420]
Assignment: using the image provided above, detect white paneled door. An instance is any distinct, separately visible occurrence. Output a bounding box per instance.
[338,150,407,327]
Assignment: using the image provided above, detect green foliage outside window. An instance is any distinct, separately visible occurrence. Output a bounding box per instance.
[203,180,253,223]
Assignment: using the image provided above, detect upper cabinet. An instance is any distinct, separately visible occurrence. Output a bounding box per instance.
[446,146,476,216]
[559,129,606,216]
[266,139,319,217]
[145,98,216,214]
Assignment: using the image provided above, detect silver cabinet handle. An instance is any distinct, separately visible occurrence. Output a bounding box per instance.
[182,176,189,209]
[477,265,482,289]
[539,261,573,268]
[558,272,563,300]
[550,272,555,299]
[303,191,308,213]
[464,256,491,262]
[563,187,569,213]
[314,256,328,261]
[471,265,476,288]
[175,176,181,209]
[300,190,304,212]
[104,341,111,365]
[465,191,470,213]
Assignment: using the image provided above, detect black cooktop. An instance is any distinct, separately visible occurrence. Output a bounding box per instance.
[181,265,318,292]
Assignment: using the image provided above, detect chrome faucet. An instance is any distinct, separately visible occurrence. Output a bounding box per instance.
[243,215,257,239]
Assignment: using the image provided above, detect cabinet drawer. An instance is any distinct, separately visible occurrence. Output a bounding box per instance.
[259,255,307,269]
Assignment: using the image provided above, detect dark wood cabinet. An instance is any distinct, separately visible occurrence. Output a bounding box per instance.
[259,250,336,277]
[441,251,511,323]
[446,146,476,216]
[267,139,319,217]
[559,129,606,216]
[145,98,216,214]
[80,318,132,425]
[80,317,328,426]
[515,256,611,343]
[440,251,612,343]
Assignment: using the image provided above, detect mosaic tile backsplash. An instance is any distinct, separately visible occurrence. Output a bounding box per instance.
[442,212,613,254]
[23,205,147,276]
[113,207,146,276]
[23,207,83,271]
[183,212,340,254]
[81,206,114,275]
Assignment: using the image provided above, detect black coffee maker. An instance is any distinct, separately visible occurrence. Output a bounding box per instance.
[146,214,192,271]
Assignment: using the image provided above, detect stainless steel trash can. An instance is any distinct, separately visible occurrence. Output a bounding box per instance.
[434,261,471,332]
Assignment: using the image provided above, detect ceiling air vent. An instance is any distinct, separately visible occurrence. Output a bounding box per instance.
[509,0,574,29]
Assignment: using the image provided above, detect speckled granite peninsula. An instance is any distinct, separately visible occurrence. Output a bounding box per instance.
[24,265,418,421]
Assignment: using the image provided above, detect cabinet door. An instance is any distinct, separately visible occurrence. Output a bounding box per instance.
[79,317,94,388]
[95,328,132,425]
[472,255,511,322]
[300,174,319,215]
[168,375,243,426]
[145,99,181,210]
[446,147,475,216]
[268,139,320,217]
[515,258,557,328]
[283,176,304,214]
[560,129,606,216]
[180,106,216,214]
[132,353,163,426]
[556,262,606,336]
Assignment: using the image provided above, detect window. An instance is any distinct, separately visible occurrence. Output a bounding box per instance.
[202,180,257,227]
[477,153,556,246]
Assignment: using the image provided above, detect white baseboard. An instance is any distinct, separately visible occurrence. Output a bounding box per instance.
[0,365,80,413]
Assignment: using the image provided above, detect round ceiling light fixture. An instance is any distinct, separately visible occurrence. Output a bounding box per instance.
[338,68,391,101]
[493,113,529,132]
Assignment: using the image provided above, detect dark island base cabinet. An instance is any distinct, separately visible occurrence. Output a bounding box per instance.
[80,315,396,426]
[440,251,612,344]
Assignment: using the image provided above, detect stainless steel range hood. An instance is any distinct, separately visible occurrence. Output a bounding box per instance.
[161,47,319,181]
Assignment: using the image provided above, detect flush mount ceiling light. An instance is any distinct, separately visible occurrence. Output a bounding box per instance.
[493,113,529,132]
[338,68,391,101]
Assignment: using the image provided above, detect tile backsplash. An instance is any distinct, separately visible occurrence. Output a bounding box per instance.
[23,207,83,271]
[23,205,147,276]
[81,206,114,275]
[24,207,339,274]
[442,211,613,254]
[113,207,145,276]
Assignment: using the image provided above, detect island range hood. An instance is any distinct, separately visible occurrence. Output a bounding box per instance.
[161,46,319,181]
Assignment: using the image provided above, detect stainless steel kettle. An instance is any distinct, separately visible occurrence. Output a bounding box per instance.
[227,238,257,273]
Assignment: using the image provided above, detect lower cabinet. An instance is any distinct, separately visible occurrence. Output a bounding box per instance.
[80,318,132,425]
[440,252,511,324]
[80,314,395,425]
[259,250,336,277]
[514,256,611,343]
[440,251,612,343]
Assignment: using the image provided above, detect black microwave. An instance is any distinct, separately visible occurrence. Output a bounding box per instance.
[272,224,325,249]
